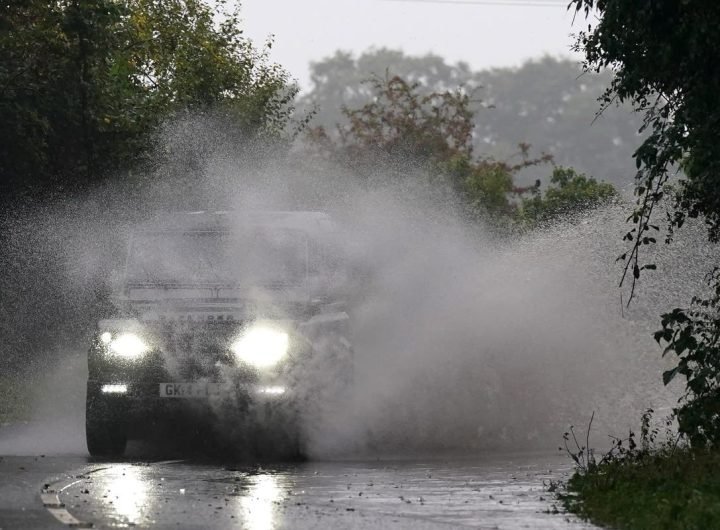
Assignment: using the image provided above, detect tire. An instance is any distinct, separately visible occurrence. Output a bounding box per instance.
[86,386,127,457]
[253,403,306,461]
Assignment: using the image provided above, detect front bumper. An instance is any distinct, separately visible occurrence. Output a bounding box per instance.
[87,380,296,439]
[91,380,290,400]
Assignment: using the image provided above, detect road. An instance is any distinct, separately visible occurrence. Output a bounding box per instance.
[0,424,595,530]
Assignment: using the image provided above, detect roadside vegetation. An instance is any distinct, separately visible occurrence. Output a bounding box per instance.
[564,447,720,529]
[296,51,643,187]
[303,74,616,230]
[557,410,720,528]
[556,1,720,527]
[1,0,296,204]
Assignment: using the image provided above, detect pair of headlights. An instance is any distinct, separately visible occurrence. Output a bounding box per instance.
[100,326,290,369]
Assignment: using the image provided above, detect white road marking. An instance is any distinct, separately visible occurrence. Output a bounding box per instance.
[46,507,87,527]
[40,491,64,508]
[40,468,108,528]
[41,479,89,527]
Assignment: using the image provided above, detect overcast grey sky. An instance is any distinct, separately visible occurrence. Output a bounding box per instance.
[241,0,582,92]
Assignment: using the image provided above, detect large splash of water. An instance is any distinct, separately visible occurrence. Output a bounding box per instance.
[0,117,712,456]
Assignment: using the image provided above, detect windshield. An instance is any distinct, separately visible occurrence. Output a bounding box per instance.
[125,228,309,286]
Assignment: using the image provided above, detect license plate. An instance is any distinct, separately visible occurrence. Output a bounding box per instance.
[159,382,230,398]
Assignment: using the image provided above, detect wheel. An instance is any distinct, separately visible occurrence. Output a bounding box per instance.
[253,402,306,461]
[279,418,307,461]
[86,385,127,457]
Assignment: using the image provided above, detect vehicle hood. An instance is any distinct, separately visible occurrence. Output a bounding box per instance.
[113,290,313,324]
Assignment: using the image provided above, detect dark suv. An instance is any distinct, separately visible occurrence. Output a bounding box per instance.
[86,211,352,457]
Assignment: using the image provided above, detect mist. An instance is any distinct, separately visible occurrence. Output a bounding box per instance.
[0,115,710,457]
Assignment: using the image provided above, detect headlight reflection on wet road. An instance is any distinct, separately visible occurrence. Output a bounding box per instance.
[104,465,150,526]
[237,474,282,530]
[54,456,593,529]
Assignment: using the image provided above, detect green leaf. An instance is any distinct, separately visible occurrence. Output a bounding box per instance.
[663,367,679,385]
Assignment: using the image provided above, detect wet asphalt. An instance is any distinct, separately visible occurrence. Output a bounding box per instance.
[0,425,596,530]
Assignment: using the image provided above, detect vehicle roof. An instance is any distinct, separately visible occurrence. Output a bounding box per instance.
[135,211,334,234]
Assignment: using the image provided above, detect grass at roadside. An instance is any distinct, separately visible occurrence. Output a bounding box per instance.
[562,448,720,529]
[0,378,32,423]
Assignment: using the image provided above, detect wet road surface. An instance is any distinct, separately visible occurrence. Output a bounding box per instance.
[0,445,596,529]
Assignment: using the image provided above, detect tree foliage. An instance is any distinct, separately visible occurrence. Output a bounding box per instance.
[0,0,295,201]
[571,0,720,445]
[520,167,617,225]
[655,271,720,447]
[309,75,474,174]
[305,75,614,225]
[297,50,642,187]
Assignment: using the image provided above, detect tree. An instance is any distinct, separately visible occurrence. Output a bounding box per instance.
[571,0,720,445]
[306,75,618,225]
[520,167,617,225]
[298,49,475,131]
[0,0,296,202]
[0,0,121,197]
[305,75,564,223]
[115,0,295,137]
[297,50,643,187]
[328,75,474,172]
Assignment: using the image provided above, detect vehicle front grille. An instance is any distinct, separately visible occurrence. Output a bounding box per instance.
[150,321,241,381]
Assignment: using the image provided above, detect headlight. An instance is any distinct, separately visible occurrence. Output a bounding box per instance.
[231,326,289,369]
[105,332,149,360]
